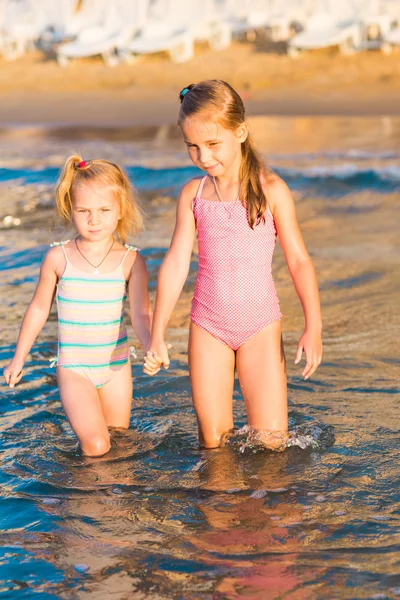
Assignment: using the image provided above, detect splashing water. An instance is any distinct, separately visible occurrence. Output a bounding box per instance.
[223,422,335,453]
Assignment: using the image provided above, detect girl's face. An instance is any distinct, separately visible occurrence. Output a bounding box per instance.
[72,182,121,242]
[181,117,247,179]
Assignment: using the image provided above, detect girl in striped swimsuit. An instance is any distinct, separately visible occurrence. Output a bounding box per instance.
[4,155,152,456]
[144,80,323,451]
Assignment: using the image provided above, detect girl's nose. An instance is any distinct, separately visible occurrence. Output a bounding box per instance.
[198,148,211,164]
[88,213,101,225]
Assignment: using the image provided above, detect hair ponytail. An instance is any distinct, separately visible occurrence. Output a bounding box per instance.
[240,136,268,228]
[55,153,83,222]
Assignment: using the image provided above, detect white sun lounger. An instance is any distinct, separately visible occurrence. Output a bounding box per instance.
[381,26,400,53]
[56,1,144,66]
[265,0,313,42]
[0,0,45,59]
[37,0,80,45]
[125,0,232,62]
[288,10,362,56]
[128,22,194,63]
[126,0,195,63]
[217,0,271,38]
[347,0,395,50]
[188,0,231,51]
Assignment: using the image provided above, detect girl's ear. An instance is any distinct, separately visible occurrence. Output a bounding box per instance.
[236,122,248,143]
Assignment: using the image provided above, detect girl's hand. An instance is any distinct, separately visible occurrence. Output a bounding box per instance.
[143,341,172,376]
[294,329,322,380]
[3,357,24,388]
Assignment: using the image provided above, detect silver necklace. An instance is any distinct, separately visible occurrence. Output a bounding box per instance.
[75,238,115,274]
[212,176,240,218]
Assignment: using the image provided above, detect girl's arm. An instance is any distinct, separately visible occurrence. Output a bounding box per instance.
[144,179,197,374]
[128,253,152,351]
[3,248,60,388]
[266,174,322,380]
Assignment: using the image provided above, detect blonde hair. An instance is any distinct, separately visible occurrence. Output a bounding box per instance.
[179,80,268,228]
[55,154,143,243]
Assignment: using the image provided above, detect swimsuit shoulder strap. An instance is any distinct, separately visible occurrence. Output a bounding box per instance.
[50,239,70,261]
[195,175,208,199]
[120,244,140,267]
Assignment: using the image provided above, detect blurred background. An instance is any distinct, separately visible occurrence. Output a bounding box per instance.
[0,0,400,124]
[0,2,400,599]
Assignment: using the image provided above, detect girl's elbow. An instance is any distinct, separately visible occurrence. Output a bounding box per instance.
[131,312,152,330]
[27,303,51,321]
[288,255,314,276]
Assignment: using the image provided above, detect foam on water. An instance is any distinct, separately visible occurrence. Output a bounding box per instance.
[223,422,335,453]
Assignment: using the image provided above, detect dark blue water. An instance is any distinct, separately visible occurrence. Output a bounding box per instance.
[1,162,400,194]
[0,122,399,599]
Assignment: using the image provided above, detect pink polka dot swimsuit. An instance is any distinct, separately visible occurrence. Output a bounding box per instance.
[190,175,282,350]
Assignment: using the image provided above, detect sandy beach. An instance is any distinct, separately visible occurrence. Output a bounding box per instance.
[1,42,400,127]
[1,34,400,599]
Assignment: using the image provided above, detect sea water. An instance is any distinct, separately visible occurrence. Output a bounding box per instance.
[0,117,399,599]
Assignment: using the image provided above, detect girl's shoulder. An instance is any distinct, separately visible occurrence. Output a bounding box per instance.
[120,242,145,280]
[40,240,70,276]
[260,171,292,214]
[48,239,74,256]
[178,177,206,214]
[48,239,72,255]
[125,247,147,282]
[260,169,286,191]
[180,176,204,198]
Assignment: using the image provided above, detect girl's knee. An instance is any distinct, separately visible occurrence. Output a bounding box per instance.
[81,434,111,457]
[200,428,233,449]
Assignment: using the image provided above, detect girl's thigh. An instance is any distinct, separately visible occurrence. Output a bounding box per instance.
[98,360,133,429]
[57,367,110,456]
[236,320,288,432]
[189,322,236,448]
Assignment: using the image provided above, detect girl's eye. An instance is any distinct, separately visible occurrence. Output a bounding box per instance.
[209,142,219,146]
[102,209,111,212]
[77,209,88,213]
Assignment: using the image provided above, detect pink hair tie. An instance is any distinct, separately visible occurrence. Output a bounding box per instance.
[77,160,86,168]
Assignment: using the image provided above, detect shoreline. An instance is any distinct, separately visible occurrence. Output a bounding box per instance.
[1,116,400,161]
[1,88,400,132]
[0,43,399,129]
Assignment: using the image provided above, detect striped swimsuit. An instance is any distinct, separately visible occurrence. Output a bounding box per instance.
[54,241,138,388]
[190,176,282,350]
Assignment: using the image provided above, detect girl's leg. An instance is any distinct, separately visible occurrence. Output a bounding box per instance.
[189,322,235,448]
[98,361,133,429]
[57,367,111,457]
[235,320,288,450]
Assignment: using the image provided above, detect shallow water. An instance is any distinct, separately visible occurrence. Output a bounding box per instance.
[0,117,399,599]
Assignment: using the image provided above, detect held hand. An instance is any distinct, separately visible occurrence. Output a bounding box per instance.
[3,357,24,388]
[143,341,172,376]
[294,329,322,380]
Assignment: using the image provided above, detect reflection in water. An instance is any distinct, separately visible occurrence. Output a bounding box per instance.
[0,117,399,598]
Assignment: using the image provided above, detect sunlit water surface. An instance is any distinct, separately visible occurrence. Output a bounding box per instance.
[0,117,399,599]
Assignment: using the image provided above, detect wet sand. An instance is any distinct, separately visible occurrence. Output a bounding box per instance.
[1,43,400,128]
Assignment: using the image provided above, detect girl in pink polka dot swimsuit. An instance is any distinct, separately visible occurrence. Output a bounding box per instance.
[144,80,322,450]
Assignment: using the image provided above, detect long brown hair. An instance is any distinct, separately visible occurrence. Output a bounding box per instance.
[178,80,268,228]
[55,154,143,243]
